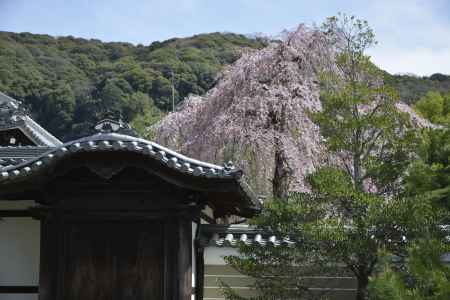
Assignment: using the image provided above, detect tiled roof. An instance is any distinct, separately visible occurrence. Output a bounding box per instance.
[0,132,262,216]
[200,224,450,248]
[0,92,62,147]
[199,224,295,248]
[0,146,53,169]
[0,132,242,180]
[0,91,19,109]
[0,93,261,215]
[0,146,53,158]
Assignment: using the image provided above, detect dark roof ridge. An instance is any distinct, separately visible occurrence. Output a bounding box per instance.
[0,91,20,109]
[0,132,242,180]
[0,132,262,217]
[66,132,239,174]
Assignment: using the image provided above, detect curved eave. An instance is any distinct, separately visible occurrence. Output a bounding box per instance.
[0,92,62,147]
[0,119,61,147]
[0,133,261,216]
[23,116,63,146]
[0,91,20,109]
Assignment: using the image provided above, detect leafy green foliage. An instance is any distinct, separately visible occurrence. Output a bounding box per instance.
[223,170,438,300]
[130,97,166,140]
[384,73,450,105]
[378,91,450,300]
[224,14,444,300]
[313,14,419,195]
[413,91,450,124]
[404,127,450,224]
[311,14,435,300]
[302,168,439,288]
[222,191,342,300]
[0,31,266,140]
[369,240,450,300]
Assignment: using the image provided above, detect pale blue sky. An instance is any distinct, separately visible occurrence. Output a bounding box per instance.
[1,0,449,75]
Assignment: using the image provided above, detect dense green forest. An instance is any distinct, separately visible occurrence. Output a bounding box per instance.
[0,31,266,140]
[385,72,450,104]
[0,30,449,140]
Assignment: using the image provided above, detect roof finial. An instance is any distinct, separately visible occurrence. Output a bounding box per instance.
[94,118,125,133]
[94,114,138,137]
[223,160,235,172]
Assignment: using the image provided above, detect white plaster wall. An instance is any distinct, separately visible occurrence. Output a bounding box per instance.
[204,246,238,265]
[191,222,196,300]
[192,222,197,287]
[0,201,39,300]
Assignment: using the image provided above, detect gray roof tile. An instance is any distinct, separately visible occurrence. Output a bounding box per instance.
[0,133,240,180]
[0,92,62,147]
[200,224,295,248]
[0,146,53,170]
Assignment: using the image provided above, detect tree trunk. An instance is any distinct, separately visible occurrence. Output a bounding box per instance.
[353,153,363,192]
[356,275,369,300]
[271,103,292,200]
[272,142,292,200]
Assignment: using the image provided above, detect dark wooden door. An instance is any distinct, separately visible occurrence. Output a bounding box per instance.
[62,221,164,300]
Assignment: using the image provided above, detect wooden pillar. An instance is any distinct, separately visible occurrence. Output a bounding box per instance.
[163,218,177,300]
[178,217,192,300]
[164,217,192,300]
[195,242,205,300]
[38,218,59,300]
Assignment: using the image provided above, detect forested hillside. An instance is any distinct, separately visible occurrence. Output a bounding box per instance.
[0,31,266,140]
[385,72,450,104]
[0,30,449,141]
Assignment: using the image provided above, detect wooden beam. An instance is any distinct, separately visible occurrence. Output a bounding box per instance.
[0,210,33,217]
[200,212,216,224]
[0,286,38,293]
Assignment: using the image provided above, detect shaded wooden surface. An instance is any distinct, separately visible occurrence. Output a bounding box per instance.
[62,221,164,300]
[0,210,34,217]
[38,219,57,300]
[0,286,39,293]
[40,217,194,300]
[28,159,203,300]
[177,219,192,300]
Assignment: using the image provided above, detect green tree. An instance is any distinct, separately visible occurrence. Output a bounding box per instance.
[315,14,417,194]
[150,75,176,110]
[377,93,450,300]
[413,91,450,124]
[404,128,450,215]
[384,73,450,105]
[224,14,432,300]
[97,78,128,116]
[223,171,437,300]
[309,14,424,300]
[130,100,166,140]
[36,81,76,137]
[405,87,450,216]
[221,193,332,300]
[369,239,450,300]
